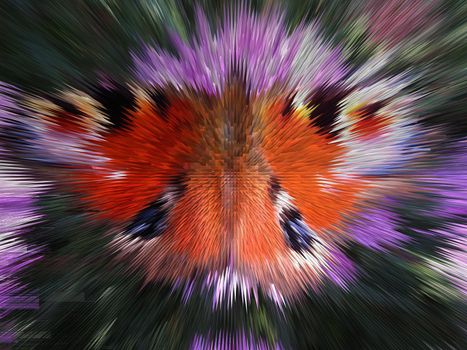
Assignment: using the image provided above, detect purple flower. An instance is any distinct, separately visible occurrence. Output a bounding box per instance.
[0,84,42,344]
[133,7,347,96]
[323,246,357,289]
[433,224,467,296]
[349,206,408,251]
[190,331,283,350]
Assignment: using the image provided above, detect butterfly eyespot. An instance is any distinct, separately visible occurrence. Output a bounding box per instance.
[349,101,389,139]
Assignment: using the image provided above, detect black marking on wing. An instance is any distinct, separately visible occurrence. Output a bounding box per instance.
[307,85,349,137]
[92,83,137,131]
[268,176,282,202]
[358,101,385,119]
[281,93,297,118]
[47,95,83,115]
[148,88,170,120]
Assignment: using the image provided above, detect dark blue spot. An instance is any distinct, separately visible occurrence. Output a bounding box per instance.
[124,175,186,240]
[280,208,319,254]
[125,198,169,240]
